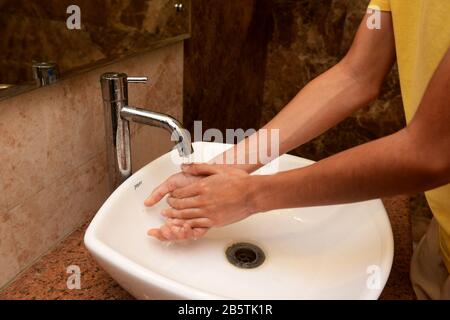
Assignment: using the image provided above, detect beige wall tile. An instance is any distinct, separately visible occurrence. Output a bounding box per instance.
[0,42,183,211]
[8,151,109,268]
[131,126,174,173]
[0,181,6,212]
[0,41,184,287]
[0,212,20,288]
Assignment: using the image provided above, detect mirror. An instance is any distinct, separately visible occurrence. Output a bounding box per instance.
[0,0,190,99]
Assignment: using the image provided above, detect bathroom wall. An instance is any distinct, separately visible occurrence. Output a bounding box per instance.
[0,0,189,85]
[183,0,272,134]
[0,42,183,288]
[184,0,406,152]
[261,0,405,160]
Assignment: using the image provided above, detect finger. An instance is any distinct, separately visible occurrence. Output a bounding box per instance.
[164,220,196,240]
[167,196,203,210]
[167,218,214,228]
[186,218,214,228]
[182,163,222,176]
[144,175,180,206]
[144,183,172,207]
[169,221,209,240]
[147,228,166,241]
[167,224,188,241]
[149,224,188,241]
[166,218,185,226]
[160,224,178,241]
[148,224,208,241]
[191,227,209,239]
[162,208,205,219]
[171,184,201,199]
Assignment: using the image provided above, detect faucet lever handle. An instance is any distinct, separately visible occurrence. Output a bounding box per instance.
[127,76,148,84]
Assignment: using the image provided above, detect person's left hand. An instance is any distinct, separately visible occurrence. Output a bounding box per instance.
[147,163,257,241]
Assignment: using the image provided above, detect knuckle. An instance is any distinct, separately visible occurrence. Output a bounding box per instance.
[178,198,186,209]
[196,196,207,207]
[172,210,182,218]
[166,181,175,190]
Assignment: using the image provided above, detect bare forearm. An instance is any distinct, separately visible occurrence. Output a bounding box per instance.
[213,62,380,172]
[252,46,450,213]
[252,129,449,212]
[212,13,395,173]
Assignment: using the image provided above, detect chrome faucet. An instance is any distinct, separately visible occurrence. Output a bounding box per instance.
[100,72,193,192]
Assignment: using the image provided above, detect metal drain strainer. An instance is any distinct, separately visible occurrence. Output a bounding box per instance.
[225,242,265,269]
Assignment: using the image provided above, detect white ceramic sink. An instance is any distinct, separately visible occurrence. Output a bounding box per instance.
[84,142,393,300]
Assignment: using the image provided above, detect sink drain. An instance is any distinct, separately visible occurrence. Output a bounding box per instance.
[226,243,265,269]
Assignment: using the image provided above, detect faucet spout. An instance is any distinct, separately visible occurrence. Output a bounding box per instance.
[120,106,193,157]
[101,72,193,193]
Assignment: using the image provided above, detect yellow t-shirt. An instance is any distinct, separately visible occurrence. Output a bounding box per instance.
[368,0,450,271]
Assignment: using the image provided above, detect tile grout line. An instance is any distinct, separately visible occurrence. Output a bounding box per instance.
[0,212,97,293]
[5,148,107,213]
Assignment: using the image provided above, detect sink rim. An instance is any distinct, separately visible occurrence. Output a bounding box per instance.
[85,141,394,300]
[85,230,224,299]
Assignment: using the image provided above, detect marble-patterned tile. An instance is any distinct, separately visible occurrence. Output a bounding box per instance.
[0,89,57,210]
[8,151,109,268]
[0,211,20,289]
[0,84,101,210]
[261,0,405,161]
[0,0,190,84]
[0,41,183,287]
[0,174,6,212]
[122,42,184,120]
[0,42,183,211]
[131,126,174,172]
[183,0,272,133]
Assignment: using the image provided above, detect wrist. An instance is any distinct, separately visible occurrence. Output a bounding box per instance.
[246,175,273,214]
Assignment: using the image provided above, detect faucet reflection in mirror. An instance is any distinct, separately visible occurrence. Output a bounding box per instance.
[32,62,59,87]
[100,72,193,192]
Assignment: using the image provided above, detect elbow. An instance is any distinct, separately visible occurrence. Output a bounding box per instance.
[405,126,450,188]
[412,143,450,189]
[425,158,450,187]
[365,83,383,103]
[338,59,384,103]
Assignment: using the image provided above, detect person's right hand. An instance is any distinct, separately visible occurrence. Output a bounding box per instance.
[144,171,202,207]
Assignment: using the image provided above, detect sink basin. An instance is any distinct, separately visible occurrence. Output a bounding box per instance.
[84,141,393,300]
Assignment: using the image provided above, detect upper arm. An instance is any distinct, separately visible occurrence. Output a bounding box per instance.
[340,11,396,94]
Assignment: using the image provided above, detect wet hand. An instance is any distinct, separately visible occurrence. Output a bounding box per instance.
[144,171,202,207]
[144,171,209,240]
[148,164,256,241]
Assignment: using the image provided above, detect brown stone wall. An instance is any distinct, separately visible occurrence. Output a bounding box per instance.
[261,0,405,161]
[0,0,189,84]
[183,0,272,134]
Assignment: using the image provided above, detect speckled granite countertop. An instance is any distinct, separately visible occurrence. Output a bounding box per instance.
[0,196,416,300]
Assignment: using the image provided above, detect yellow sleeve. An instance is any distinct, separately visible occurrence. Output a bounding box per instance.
[368,0,391,11]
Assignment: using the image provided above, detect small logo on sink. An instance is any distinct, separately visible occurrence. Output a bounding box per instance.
[366,265,381,290]
[134,181,143,190]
